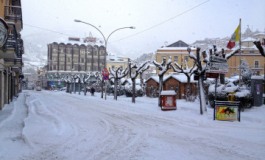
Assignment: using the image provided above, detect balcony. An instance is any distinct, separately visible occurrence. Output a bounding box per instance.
[4,5,23,31]
[4,5,22,21]
[0,23,24,60]
[3,58,22,67]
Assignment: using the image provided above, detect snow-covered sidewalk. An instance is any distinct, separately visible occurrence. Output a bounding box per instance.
[0,90,265,160]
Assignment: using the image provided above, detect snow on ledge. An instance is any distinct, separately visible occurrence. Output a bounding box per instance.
[160,90,176,95]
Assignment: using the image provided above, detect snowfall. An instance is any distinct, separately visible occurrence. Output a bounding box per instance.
[0,90,264,160]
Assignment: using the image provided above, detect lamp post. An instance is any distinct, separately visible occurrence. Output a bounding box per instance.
[74,19,135,68]
[74,19,135,98]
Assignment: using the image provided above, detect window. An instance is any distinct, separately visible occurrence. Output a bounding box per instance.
[87,58,91,63]
[184,56,189,62]
[60,65,64,70]
[174,56,178,62]
[254,61,259,68]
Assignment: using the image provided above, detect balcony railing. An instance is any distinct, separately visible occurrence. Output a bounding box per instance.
[4,5,22,21]
[5,34,18,52]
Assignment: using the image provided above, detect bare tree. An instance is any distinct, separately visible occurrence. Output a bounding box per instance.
[128,59,150,103]
[153,56,172,107]
[109,66,128,100]
[171,59,196,101]
[187,47,207,114]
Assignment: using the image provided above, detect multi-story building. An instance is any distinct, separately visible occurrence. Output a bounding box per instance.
[155,40,196,75]
[226,33,265,77]
[46,39,106,89]
[0,0,24,110]
[106,55,129,71]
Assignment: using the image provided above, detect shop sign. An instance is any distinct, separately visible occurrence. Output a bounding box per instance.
[0,18,8,48]
[214,101,240,121]
[207,55,228,74]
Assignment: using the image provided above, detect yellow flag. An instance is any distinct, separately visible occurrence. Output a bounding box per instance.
[227,24,241,49]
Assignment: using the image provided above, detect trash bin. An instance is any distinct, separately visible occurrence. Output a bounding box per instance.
[251,76,264,106]
[160,90,177,110]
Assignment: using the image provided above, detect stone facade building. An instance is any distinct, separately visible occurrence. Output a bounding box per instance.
[46,41,106,89]
[227,34,265,77]
[155,40,197,75]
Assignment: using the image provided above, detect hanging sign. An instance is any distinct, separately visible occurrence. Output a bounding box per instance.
[0,18,9,48]
[207,55,228,74]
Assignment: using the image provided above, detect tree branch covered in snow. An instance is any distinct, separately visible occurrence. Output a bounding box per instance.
[253,41,265,57]
[109,66,129,100]
[128,60,150,103]
[171,60,196,101]
[225,46,240,60]
[153,56,172,107]
[187,47,207,114]
[153,57,171,76]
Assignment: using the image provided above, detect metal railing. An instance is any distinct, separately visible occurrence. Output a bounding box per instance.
[4,5,22,21]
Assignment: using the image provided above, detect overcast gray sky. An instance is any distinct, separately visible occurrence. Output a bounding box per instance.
[21,0,265,59]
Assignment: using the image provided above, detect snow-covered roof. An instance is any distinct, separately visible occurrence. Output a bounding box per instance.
[51,38,104,46]
[107,55,129,62]
[145,76,160,83]
[157,47,196,51]
[241,45,258,50]
[242,37,257,42]
[164,73,196,83]
[254,32,265,36]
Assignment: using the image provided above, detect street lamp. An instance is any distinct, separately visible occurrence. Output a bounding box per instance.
[74,19,135,68]
[74,19,135,98]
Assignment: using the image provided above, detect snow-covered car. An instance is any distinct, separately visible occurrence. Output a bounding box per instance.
[124,84,144,97]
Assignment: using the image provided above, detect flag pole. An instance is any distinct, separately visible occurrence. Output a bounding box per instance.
[239,18,242,85]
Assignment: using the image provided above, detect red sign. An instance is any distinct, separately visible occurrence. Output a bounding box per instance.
[102,68,109,80]
[206,73,219,78]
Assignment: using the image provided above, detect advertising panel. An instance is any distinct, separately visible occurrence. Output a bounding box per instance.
[214,101,240,121]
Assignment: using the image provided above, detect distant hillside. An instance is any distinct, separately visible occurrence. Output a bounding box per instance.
[191,27,263,51]
[134,52,155,64]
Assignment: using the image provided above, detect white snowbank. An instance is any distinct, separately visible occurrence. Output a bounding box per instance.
[0,90,264,160]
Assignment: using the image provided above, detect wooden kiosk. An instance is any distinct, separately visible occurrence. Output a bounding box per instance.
[160,90,177,110]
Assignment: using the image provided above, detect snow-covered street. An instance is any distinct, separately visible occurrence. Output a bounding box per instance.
[0,90,265,160]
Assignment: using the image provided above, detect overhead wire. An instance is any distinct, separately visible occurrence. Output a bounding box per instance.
[112,0,210,43]
[23,0,210,42]
[23,23,74,37]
